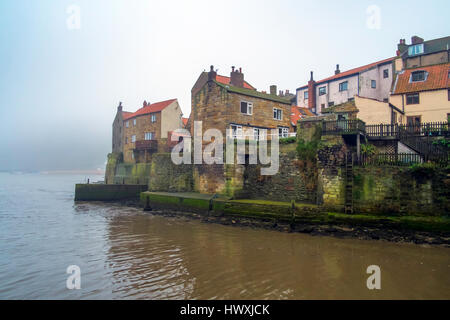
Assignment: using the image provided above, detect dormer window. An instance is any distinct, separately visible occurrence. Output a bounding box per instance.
[408,43,424,56]
[411,70,427,82]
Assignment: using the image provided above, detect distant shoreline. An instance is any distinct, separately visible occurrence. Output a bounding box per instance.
[0,170,105,175]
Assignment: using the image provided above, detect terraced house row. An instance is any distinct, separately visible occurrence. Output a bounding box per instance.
[111,35,449,164]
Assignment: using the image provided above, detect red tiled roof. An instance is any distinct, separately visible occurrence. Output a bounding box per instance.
[215,74,256,90]
[290,106,315,125]
[123,99,177,120]
[182,117,188,126]
[392,63,450,95]
[297,57,395,89]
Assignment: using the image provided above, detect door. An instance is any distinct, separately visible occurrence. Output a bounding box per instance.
[407,116,421,134]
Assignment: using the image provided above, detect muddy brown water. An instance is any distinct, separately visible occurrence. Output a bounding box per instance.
[0,173,449,299]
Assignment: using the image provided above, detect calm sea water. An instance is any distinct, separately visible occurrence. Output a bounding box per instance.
[0,172,449,299]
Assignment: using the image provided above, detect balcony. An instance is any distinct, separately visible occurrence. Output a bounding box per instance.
[134,140,158,152]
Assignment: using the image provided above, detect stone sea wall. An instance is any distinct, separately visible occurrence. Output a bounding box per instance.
[104,118,450,217]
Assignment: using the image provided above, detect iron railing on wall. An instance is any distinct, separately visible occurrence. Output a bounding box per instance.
[358,153,424,166]
[365,122,449,138]
[322,119,366,135]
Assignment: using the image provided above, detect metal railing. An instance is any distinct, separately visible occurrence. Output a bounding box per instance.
[365,122,449,138]
[358,153,424,166]
[322,119,366,135]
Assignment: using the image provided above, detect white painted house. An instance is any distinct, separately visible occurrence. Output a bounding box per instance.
[296,57,395,114]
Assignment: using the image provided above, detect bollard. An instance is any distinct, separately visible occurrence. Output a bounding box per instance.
[144,196,152,211]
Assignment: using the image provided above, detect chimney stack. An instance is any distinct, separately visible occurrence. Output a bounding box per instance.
[270,85,277,95]
[230,66,244,87]
[208,65,217,81]
[411,36,424,45]
[307,71,316,111]
[143,100,147,107]
[335,64,340,75]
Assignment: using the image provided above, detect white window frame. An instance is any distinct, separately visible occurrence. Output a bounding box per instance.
[125,121,129,128]
[151,114,157,123]
[410,70,427,83]
[240,101,253,115]
[145,132,154,140]
[133,119,136,126]
[318,86,326,96]
[273,108,282,121]
[371,80,376,89]
[339,81,348,92]
[131,135,136,143]
[278,127,289,138]
[230,125,243,139]
[253,128,260,141]
[408,44,424,56]
[304,91,309,100]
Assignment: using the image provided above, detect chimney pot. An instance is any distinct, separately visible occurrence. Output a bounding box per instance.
[230,66,244,87]
[210,65,214,71]
[335,64,340,75]
[239,67,242,73]
[310,71,314,81]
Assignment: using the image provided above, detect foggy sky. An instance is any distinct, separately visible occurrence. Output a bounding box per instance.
[0,0,448,171]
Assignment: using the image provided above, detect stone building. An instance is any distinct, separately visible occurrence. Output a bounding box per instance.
[191,66,292,141]
[112,99,184,163]
[296,58,395,114]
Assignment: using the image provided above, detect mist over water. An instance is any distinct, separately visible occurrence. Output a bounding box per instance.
[0,172,449,299]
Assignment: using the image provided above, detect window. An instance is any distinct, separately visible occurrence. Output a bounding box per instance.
[273,108,282,120]
[230,125,243,139]
[304,91,309,99]
[125,137,128,144]
[278,127,289,138]
[240,101,253,115]
[328,101,334,107]
[408,44,424,56]
[145,132,154,140]
[253,128,260,141]
[125,121,129,128]
[131,135,136,143]
[348,97,354,102]
[383,98,389,103]
[406,93,420,105]
[339,81,348,91]
[133,119,136,126]
[383,69,389,79]
[371,80,376,89]
[131,152,134,160]
[411,71,426,82]
[319,86,326,96]
[151,114,157,122]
